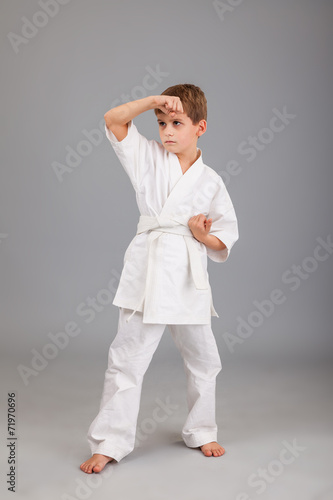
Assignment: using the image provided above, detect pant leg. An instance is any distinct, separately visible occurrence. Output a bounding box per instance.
[168,322,222,448]
[87,307,166,462]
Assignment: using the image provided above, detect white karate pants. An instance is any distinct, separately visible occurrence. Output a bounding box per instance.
[87,307,222,462]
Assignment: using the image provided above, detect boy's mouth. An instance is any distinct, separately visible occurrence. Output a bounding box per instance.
[165,141,176,144]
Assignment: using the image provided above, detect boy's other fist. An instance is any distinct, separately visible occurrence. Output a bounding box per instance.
[154,95,184,117]
[188,214,213,243]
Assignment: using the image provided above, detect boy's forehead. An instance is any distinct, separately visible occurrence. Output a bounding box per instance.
[156,111,188,120]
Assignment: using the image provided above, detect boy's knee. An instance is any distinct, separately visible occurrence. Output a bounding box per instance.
[205,350,222,377]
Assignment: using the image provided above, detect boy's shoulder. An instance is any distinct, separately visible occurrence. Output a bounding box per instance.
[201,157,225,188]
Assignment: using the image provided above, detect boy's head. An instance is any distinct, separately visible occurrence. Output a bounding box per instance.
[154,83,207,155]
[153,83,207,124]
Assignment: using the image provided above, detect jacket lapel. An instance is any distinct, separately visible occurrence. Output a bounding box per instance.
[160,149,204,218]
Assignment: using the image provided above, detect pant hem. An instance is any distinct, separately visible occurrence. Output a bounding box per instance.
[89,443,129,463]
[182,432,218,448]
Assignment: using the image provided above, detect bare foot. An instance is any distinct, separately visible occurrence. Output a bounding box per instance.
[80,454,114,474]
[200,441,225,457]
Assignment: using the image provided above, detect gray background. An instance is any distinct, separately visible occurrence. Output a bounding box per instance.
[1,1,332,499]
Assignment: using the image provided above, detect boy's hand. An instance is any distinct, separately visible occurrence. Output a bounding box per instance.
[188,214,213,243]
[154,95,184,117]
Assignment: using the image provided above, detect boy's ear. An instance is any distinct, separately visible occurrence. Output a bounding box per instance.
[197,119,207,137]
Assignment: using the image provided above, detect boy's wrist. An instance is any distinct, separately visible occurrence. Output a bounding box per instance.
[200,234,226,251]
[130,95,158,115]
[147,95,159,110]
[135,95,156,109]
[199,233,210,246]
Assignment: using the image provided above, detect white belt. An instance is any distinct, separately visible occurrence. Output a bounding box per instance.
[125,214,208,322]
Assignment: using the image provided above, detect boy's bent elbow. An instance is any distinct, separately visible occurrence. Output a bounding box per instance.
[104,112,114,130]
[104,117,129,142]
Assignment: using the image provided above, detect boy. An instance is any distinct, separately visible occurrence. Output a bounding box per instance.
[80,84,239,474]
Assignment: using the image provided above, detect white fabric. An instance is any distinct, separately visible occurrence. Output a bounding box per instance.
[136,215,209,289]
[87,307,222,462]
[106,120,239,325]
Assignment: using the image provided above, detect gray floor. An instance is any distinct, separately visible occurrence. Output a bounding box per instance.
[1,351,332,500]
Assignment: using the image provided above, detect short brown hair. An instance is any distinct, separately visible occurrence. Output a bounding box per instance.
[154,83,207,124]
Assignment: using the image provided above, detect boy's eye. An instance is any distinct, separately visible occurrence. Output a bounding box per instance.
[158,121,181,126]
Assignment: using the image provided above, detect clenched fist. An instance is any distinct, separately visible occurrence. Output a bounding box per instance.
[188,214,213,243]
[154,95,184,117]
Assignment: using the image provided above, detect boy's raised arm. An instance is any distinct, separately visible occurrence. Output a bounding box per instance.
[104,95,183,142]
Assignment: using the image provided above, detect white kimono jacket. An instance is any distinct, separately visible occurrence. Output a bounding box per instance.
[106,120,239,325]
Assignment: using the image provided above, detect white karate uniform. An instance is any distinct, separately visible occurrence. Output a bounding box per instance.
[86,120,239,462]
[87,307,222,462]
[106,120,239,325]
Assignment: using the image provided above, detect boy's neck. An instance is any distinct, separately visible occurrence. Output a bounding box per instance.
[176,146,201,174]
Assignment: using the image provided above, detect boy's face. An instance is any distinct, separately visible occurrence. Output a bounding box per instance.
[156,111,206,155]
